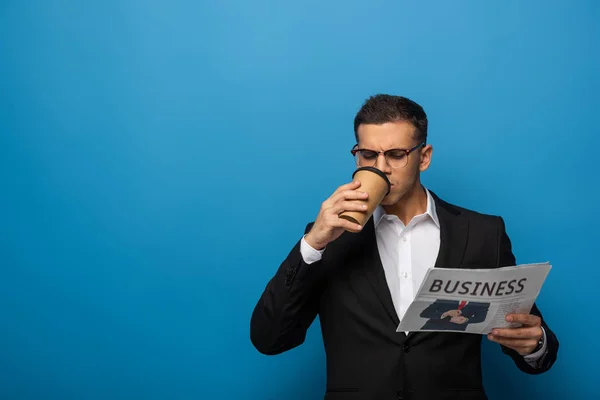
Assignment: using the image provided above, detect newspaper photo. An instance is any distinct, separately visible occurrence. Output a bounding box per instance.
[397,262,552,334]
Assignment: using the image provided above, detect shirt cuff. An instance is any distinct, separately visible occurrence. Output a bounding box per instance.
[523,326,548,366]
[300,235,325,264]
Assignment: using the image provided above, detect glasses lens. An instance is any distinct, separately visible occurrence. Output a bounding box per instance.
[355,150,377,166]
[385,150,408,168]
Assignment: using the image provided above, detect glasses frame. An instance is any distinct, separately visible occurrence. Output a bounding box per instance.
[350,141,426,169]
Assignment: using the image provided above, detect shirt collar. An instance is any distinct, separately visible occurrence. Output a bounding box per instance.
[372,187,440,228]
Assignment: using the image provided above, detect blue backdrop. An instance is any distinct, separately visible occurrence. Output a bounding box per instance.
[1,1,598,399]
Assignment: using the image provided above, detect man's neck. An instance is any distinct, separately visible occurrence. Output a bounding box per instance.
[382,183,428,226]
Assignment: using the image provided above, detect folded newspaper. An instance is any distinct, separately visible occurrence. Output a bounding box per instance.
[397,262,551,334]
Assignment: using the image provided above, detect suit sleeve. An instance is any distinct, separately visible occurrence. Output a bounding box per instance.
[496,217,559,374]
[250,223,328,355]
[419,300,448,319]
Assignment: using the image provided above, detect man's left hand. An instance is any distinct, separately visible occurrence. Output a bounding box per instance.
[487,313,543,355]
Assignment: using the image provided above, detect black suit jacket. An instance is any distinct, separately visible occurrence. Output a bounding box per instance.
[419,300,490,332]
[250,191,559,400]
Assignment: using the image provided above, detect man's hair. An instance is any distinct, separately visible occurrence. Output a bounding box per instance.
[353,94,428,143]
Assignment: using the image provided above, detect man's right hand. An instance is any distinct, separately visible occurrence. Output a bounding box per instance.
[304,181,368,250]
[441,310,462,319]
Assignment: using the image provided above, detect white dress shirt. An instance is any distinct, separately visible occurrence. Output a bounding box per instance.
[299,188,547,365]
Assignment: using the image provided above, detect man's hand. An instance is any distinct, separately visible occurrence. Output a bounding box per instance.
[304,181,368,250]
[450,316,468,324]
[487,313,543,355]
[441,309,462,319]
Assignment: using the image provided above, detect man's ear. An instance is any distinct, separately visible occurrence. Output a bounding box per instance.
[419,144,433,172]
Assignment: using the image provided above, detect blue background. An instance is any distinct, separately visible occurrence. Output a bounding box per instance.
[1,0,598,399]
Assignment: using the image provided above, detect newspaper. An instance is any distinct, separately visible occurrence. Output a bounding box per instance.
[397,262,551,334]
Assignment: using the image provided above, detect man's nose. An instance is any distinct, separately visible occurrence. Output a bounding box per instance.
[375,154,392,173]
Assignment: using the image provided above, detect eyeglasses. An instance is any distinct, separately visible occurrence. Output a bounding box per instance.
[350,142,426,169]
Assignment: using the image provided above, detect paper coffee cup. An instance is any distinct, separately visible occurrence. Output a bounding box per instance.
[338,166,391,232]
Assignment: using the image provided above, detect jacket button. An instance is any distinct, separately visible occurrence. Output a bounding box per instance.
[402,344,410,353]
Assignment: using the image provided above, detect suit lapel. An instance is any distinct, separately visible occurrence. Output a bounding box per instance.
[432,192,469,270]
[357,218,401,328]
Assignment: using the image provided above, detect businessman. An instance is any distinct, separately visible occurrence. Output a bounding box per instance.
[419,300,490,332]
[250,94,559,400]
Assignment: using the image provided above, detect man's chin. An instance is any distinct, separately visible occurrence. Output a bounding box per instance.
[380,194,400,206]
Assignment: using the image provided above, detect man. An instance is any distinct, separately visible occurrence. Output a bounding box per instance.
[250,94,559,400]
[419,300,490,332]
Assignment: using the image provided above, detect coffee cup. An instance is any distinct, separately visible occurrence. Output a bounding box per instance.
[338,166,391,232]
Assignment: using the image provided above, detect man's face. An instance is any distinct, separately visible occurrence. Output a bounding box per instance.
[356,121,432,207]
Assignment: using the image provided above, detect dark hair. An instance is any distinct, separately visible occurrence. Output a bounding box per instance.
[353,94,428,143]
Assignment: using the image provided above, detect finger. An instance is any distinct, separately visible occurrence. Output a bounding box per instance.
[322,182,361,209]
[487,335,538,352]
[331,181,362,197]
[506,313,541,327]
[323,188,368,210]
[490,326,542,339]
[330,217,363,232]
[333,188,369,204]
[331,200,368,215]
